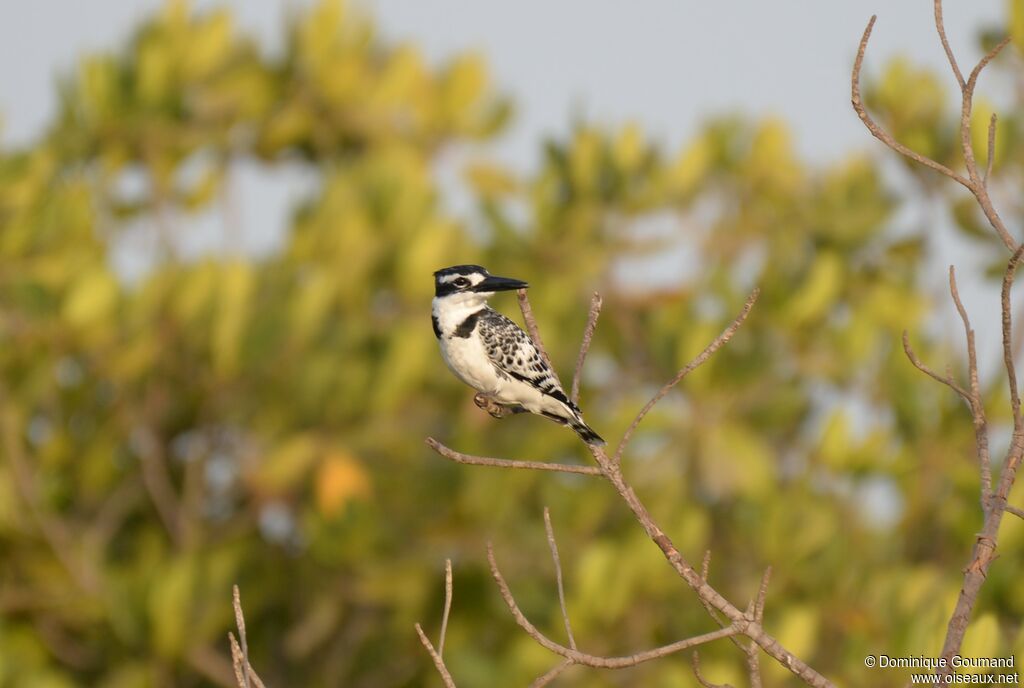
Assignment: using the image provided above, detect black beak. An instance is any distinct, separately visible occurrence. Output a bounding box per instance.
[476,274,528,292]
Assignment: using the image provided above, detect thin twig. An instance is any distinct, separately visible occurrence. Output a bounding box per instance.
[965,38,1010,96]
[488,544,738,668]
[754,567,772,624]
[518,289,556,375]
[932,0,965,89]
[571,292,602,405]
[901,331,971,404]
[745,648,763,688]
[530,659,574,688]
[415,624,458,688]
[425,290,835,687]
[438,559,453,658]
[426,438,602,477]
[228,634,267,688]
[1001,246,1024,432]
[984,113,997,184]
[615,288,759,463]
[950,267,993,502]
[852,15,971,188]
[232,586,251,688]
[691,651,735,688]
[1006,505,1024,521]
[543,508,576,650]
[697,551,746,653]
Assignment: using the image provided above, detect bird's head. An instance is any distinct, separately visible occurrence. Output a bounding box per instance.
[432,265,528,307]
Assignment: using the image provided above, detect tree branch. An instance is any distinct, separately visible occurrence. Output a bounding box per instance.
[438,559,453,658]
[901,331,971,404]
[950,267,993,503]
[518,288,556,375]
[415,623,457,688]
[543,508,576,650]
[530,659,574,688]
[932,0,964,86]
[852,15,971,188]
[425,437,602,477]
[692,651,735,688]
[1002,246,1024,433]
[571,292,602,406]
[230,586,266,688]
[984,113,997,185]
[488,544,738,669]
[424,286,834,686]
[614,288,759,463]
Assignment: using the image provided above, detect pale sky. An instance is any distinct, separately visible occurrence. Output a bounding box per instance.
[0,1,1011,350]
[0,1,1005,162]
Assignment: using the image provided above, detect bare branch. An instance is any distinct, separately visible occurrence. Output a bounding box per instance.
[488,544,738,669]
[754,567,772,624]
[615,288,759,463]
[571,292,603,405]
[692,651,736,688]
[438,559,453,658]
[901,331,971,403]
[518,288,556,375]
[530,659,574,688]
[228,635,266,688]
[543,508,576,650]
[1006,505,1024,521]
[949,267,993,502]
[696,550,746,653]
[932,0,965,89]
[425,437,602,477]
[425,289,835,687]
[1002,246,1024,432]
[966,37,1011,96]
[851,15,972,188]
[984,113,997,185]
[229,586,266,688]
[232,585,251,688]
[415,623,458,688]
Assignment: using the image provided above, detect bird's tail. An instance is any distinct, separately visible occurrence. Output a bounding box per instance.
[567,415,605,446]
[539,402,605,446]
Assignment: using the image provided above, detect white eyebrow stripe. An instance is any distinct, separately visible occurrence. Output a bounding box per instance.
[438,274,460,283]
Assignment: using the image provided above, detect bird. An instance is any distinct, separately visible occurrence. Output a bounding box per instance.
[431,264,604,445]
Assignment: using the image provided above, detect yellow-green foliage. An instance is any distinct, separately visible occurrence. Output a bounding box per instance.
[0,2,1021,686]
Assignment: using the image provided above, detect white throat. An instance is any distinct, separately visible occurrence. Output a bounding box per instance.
[432,292,492,336]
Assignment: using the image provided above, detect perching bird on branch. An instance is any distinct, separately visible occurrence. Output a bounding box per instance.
[432,265,604,445]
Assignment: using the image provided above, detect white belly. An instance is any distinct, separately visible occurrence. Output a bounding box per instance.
[439,336,572,418]
[440,335,503,394]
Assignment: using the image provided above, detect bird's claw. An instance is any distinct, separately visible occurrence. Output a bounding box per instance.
[473,393,525,419]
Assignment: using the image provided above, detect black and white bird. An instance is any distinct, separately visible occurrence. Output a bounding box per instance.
[432,265,604,445]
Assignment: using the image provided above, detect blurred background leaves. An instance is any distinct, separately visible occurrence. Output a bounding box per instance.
[1,1,1024,686]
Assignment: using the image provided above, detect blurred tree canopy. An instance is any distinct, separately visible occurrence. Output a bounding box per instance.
[1,1,1023,686]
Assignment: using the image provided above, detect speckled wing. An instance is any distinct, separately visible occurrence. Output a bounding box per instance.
[477,308,578,411]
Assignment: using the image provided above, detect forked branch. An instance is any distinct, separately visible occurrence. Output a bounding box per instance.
[422,289,835,687]
[852,2,1017,250]
[230,586,266,688]
[852,0,1023,675]
[615,288,759,463]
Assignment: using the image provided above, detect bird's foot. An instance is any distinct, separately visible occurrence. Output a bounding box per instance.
[473,393,525,419]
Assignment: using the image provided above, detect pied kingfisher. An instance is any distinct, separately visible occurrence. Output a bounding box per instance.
[432,265,604,445]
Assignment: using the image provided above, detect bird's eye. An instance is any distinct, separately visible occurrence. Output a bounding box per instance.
[454,277,470,287]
